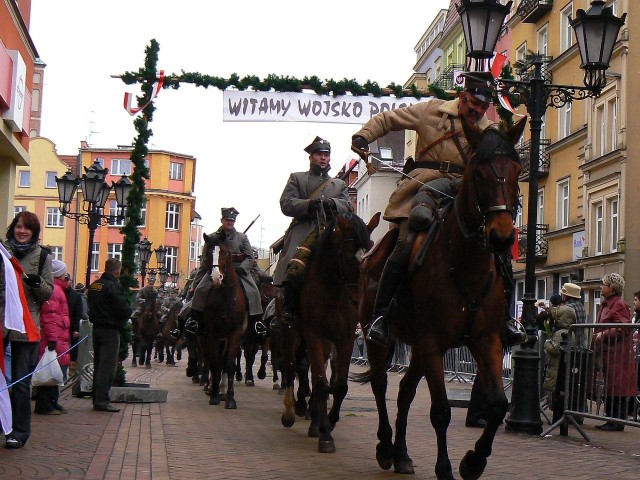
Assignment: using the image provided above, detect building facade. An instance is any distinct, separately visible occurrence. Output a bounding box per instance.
[0,0,37,230]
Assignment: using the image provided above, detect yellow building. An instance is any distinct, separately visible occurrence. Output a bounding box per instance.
[506,0,629,320]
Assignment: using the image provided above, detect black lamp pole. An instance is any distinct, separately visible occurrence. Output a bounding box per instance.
[56,161,131,288]
[457,0,626,434]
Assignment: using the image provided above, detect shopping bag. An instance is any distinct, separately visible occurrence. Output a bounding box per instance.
[31,348,64,386]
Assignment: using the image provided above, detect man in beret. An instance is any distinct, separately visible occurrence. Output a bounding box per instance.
[174,208,266,337]
[273,136,353,326]
[352,72,526,348]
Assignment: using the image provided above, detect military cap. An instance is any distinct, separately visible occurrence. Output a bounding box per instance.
[461,71,495,104]
[304,136,331,155]
[221,207,239,221]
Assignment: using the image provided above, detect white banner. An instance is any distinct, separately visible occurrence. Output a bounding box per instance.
[222,90,430,124]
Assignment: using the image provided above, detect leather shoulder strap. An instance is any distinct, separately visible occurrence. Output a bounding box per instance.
[309,178,333,200]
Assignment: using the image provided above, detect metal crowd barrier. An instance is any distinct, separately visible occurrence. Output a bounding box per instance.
[351,339,515,387]
[542,323,639,440]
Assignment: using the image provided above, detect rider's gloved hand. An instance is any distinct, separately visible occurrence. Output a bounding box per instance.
[351,135,369,152]
[308,199,321,214]
[322,199,336,211]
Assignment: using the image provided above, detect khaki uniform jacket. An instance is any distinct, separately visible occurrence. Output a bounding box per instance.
[273,170,352,286]
[354,97,494,222]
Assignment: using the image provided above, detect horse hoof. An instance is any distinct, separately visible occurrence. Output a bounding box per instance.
[273,383,280,390]
[393,454,415,475]
[166,360,176,366]
[459,450,486,480]
[235,372,242,382]
[308,424,320,438]
[130,362,137,368]
[376,454,393,471]
[210,396,220,406]
[318,440,336,454]
[176,351,182,361]
[281,413,295,428]
[145,364,152,369]
[245,379,255,387]
[257,367,266,380]
[225,398,237,409]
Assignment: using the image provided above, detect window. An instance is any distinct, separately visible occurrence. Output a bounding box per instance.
[516,43,527,80]
[165,246,178,274]
[45,171,57,188]
[536,278,547,301]
[165,203,180,230]
[91,243,100,272]
[46,207,64,227]
[594,202,603,254]
[108,243,123,261]
[31,89,40,112]
[515,195,523,229]
[190,240,200,261]
[108,200,125,226]
[537,189,545,224]
[597,104,606,156]
[13,206,27,217]
[537,24,548,57]
[559,102,571,138]
[379,147,393,160]
[169,162,184,180]
[111,159,131,176]
[18,170,30,187]
[94,158,105,167]
[50,246,63,261]
[609,97,618,151]
[596,96,619,156]
[609,198,618,252]
[139,202,147,227]
[557,179,570,228]
[560,2,574,52]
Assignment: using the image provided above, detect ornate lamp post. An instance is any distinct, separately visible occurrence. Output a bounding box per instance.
[56,161,132,288]
[457,0,626,434]
[136,239,168,288]
[170,272,179,289]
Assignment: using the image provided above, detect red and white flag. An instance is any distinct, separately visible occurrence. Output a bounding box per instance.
[490,52,508,78]
[123,70,165,115]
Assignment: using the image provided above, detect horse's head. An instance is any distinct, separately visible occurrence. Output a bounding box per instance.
[460,117,526,252]
[203,231,231,288]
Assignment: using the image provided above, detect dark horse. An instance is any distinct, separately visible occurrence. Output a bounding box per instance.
[293,210,378,453]
[237,277,277,386]
[135,296,161,369]
[358,118,526,479]
[157,298,185,365]
[199,231,247,408]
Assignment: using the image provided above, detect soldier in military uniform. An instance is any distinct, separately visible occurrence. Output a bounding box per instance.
[351,72,526,347]
[174,208,266,337]
[273,136,353,325]
[130,279,159,366]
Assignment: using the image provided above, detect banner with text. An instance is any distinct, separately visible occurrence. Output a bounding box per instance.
[223,90,431,124]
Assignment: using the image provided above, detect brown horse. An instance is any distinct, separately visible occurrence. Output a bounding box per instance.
[135,296,161,369]
[292,210,378,453]
[157,298,185,365]
[358,118,526,479]
[199,231,248,408]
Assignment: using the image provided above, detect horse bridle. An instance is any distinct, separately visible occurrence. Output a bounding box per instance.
[455,150,519,247]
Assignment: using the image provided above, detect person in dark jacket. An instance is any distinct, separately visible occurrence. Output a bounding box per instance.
[88,258,132,412]
[64,274,84,377]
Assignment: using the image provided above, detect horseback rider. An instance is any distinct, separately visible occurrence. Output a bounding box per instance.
[273,136,353,326]
[172,207,267,337]
[351,72,526,348]
[130,281,159,337]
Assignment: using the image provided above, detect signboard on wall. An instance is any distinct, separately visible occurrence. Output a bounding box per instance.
[573,231,586,261]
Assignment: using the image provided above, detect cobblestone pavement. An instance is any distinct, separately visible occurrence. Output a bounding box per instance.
[1,355,639,479]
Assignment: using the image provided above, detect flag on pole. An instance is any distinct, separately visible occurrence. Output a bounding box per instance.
[123,70,165,115]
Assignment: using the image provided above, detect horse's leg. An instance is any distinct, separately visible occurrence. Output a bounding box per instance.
[166,344,175,365]
[327,336,353,430]
[459,342,508,480]
[367,341,394,471]
[244,343,257,386]
[296,354,311,419]
[307,335,334,452]
[156,338,164,363]
[422,351,454,480]
[279,324,298,427]
[257,339,268,380]
[208,342,221,405]
[392,354,424,475]
[225,333,243,409]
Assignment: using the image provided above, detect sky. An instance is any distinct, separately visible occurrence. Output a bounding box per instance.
[29,0,451,251]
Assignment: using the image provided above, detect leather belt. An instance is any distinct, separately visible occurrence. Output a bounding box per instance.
[412,161,465,175]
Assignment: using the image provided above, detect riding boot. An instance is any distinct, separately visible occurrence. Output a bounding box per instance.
[281,282,298,326]
[495,252,527,347]
[252,314,267,337]
[366,259,406,347]
[170,315,187,339]
[501,310,527,347]
[185,310,203,335]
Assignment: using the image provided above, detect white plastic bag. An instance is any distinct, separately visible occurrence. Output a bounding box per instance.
[32,348,64,387]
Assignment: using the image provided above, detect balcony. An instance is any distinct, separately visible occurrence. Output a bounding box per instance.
[516,224,549,262]
[516,55,553,83]
[518,138,551,180]
[435,63,465,91]
[516,0,553,24]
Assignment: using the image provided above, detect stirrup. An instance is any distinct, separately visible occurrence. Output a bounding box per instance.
[365,315,389,347]
[170,328,181,339]
[254,321,267,336]
[184,318,199,335]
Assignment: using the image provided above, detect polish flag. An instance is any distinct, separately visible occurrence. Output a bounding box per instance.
[123,70,165,115]
[490,52,508,78]
[511,227,520,261]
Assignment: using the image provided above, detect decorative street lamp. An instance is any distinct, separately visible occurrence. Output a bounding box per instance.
[56,161,132,288]
[136,239,169,288]
[170,271,179,289]
[458,0,626,434]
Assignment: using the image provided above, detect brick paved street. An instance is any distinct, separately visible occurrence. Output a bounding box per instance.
[1,355,639,479]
